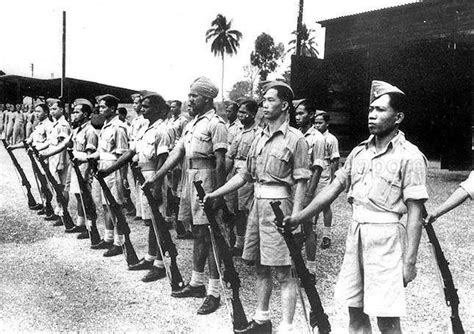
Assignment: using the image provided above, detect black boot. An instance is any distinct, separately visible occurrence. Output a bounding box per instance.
[89,225,101,246]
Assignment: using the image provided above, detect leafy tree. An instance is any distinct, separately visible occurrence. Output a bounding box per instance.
[250,33,285,81]
[228,80,252,101]
[205,14,243,101]
[242,65,259,98]
[288,23,319,57]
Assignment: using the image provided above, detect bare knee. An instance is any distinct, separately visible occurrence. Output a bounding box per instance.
[274,266,292,284]
[349,307,372,334]
[377,317,401,334]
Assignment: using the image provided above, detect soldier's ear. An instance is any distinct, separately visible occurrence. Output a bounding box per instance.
[395,112,404,125]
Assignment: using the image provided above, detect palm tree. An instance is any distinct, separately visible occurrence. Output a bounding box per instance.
[205,14,243,101]
[288,23,319,57]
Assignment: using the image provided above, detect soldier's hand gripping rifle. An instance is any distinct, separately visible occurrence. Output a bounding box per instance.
[24,140,54,216]
[422,206,464,334]
[30,145,75,229]
[271,200,331,334]
[89,159,139,266]
[130,162,184,292]
[2,138,38,208]
[67,148,101,245]
[194,180,249,333]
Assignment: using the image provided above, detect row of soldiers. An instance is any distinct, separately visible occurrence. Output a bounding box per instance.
[0,103,38,144]
[6,76,469,334]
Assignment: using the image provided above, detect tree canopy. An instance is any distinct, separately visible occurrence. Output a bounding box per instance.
[250,33,284,81]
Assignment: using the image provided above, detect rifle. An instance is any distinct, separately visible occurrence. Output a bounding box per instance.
[271,200,331,334]
[66,148,101,245]
[89,159,139,266]
[194,180,249,333]
[2,138,38,208]
[129,162,184,292]
[30,145,75,230]
[23,140,54,216]
[422,206,464,334]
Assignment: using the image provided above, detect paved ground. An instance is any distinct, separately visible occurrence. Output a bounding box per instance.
[0,148,472,333]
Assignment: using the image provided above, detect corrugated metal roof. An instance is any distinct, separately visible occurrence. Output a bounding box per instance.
[317,0,423,24]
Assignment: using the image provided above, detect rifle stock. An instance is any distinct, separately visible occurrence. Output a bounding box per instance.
[2,138,38,208]
[89,159,139,266]
[422,206,464,334]
[194,180,249,333]
[270,200,331,334]
[24,141,54,216]
[130,162,184,292]
[30,145,75,229]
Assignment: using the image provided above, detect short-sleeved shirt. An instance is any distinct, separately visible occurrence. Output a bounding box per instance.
[459,171,474,199]
[239,121,311,187]
[129,114,149,142]
[227,119,243,148]
[29,118,53,145]
[48,115,71,170]
[322,129,340,161]
[227,122,261,162]
[98,115,129,159]
[301,126,325,170]
[335,131,428,218]
[175,109,228,160]
[73,121,98,156]
[170,114,189,147]
[133,118,172,168]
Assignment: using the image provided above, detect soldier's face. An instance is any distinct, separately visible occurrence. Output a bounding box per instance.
[368,95,403,136]
[99,100,115,119]
[50,103,63,119]
[188,92,207,114]
[35,106,48,121]
[132,97,142,113]
[295,105,312,127]
[141,98,158,120]
[314,116,328,133]
[262,88,286,121]
[71,105,86,125]
[226,104,238,123]
[237,105,254,125]
[170,102,181,116]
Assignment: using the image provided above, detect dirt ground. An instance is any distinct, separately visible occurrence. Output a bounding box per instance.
[0,148,472,333]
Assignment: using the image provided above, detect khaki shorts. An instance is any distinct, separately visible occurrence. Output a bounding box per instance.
[99,160,124,205]
[242,197,293,266]
[69,163,92,195]
[178,168,216,225]
[49,167,70,215]
[334,221,407,317]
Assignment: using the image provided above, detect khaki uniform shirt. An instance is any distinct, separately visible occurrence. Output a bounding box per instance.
[176,109,228,160]
[30,118,53,145]
[301,126,325,170]
[48,115,71,170]
[227,119,243,149]
[130,114,149,143]
[239,121,311,186]
[335,131,428,220]
[98,115,129,159]
[133,119,172,170]
[73,121,98,157]
[227,122,261,165]
[170,114,189,148]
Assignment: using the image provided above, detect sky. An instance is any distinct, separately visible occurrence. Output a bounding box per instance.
[0,0,416,101]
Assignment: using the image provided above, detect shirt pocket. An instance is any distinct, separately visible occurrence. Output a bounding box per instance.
[266,147,292,179]
[368,171,402,210]
[101,132,115,152]
[238,141,250,159]
[76,133,86,151]
[191,133,212,155]
[143,136,156,160]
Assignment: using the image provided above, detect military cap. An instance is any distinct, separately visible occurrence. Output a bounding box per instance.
[190,77,219,99]
[261,80,294,100]
[73,98,93,110]
[97,94,120,104]
[140,91,161,100]
[292,98,307,110]
[131,93,141,100]
[46,97,61,106]
[370,80,405,104]
[314,110,328,118]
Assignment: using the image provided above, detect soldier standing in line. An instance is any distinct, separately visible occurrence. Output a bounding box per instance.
[5,103,16,144]
[294,98,326,276]
[88,94,129,257]
[37,99,72,227]
[204,81,311,333]
[0,103,5,138]
[225,99,261,257]
[99,92,172,282]
[286,81,428,333]
[25,104,35,139]
[168,100,193,239]
[41,98,101,242]
[313,110,340,249]
[128,93,149,221]
[143,77,227,315]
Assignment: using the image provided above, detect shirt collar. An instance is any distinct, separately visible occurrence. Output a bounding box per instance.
[365,130,405,153]
[263,120,289,138]
[193,109,215,124]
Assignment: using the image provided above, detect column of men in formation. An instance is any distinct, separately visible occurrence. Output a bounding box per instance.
[0,103,38,145]
[2,76,472,334]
